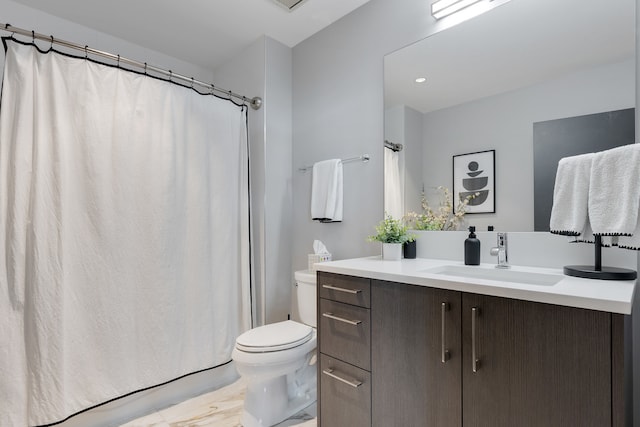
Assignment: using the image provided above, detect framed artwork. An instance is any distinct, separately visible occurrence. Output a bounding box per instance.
[452,149,495,214]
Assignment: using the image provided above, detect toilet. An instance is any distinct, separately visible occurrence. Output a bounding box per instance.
[232,270,317,427]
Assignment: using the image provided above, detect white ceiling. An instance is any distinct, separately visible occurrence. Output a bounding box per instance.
[385,0,636,114]
[10,0,372,70]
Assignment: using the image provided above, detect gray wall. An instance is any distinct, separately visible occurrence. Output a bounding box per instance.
[291,0,511,270]
[264,38,293,323]
[292,0,432,270]
[213,37,294,325]
[0,0,212,85]
[403,106,424,215]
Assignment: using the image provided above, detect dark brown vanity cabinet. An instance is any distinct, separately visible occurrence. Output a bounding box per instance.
[373,281,623,427]
[319,273,628,427]
[317,272,372,427]
[461,293,616,427]
[371,280,462,427]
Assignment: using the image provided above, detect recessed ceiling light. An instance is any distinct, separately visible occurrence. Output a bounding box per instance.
[415,77,427,83]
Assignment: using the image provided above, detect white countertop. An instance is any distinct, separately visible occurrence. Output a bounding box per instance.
[315,257,637,314]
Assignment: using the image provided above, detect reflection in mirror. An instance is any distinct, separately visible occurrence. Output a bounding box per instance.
[383,139,404,219]
[384,0,635,232]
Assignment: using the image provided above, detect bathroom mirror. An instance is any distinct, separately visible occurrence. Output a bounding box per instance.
[383,0,635,231]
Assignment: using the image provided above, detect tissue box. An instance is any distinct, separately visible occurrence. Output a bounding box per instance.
[308,253,332,271]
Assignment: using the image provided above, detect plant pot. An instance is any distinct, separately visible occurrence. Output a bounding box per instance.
[382,243,402,260]
[403,240,416,259]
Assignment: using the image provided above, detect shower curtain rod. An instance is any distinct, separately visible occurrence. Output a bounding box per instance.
[384,139,403,152]
[0,22,263,110]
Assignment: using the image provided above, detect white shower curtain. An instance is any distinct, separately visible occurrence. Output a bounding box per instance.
[0,40,251,426]
[384,146,403,219]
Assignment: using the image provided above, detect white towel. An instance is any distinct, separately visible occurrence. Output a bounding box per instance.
[311,159,343,222]
[569,221,595,244]
[589,144,640,236]
[549,153,594,236]
[568,222,617,247]
[617,222,640,249]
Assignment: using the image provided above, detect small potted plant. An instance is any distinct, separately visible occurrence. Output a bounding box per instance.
[403,234,417,259]
[368,214,415,260]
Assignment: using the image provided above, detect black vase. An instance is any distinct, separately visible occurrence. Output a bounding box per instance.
[403,240,416,259]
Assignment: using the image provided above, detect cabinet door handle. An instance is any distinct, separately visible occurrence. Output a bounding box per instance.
[322,312,362,326]
[472,307,480,373]
[441,302,450,363]
[322,284,362,294]
[322,368,362,388]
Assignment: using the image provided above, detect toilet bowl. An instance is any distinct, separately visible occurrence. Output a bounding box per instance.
[232,270,317,427]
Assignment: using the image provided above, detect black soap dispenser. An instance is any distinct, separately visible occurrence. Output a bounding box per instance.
[465,226,480,266]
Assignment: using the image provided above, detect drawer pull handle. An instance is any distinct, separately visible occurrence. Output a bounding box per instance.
[472,307,480,373]
[322,368,362,388]
[441,302,450,363]
[322,284,362,294]
[322,312,362,326]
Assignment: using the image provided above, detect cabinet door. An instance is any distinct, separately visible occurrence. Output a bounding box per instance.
[318,272,371,307]
[372,280,462,427]
[320,354,371,427]
[462,293,611,427]
[319,298,371,369]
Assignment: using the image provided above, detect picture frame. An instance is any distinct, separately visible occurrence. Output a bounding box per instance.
[452,149,495,214]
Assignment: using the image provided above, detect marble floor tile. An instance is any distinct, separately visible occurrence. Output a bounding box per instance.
[122,378,317,427]
[274,403,316,427]
[120,411,169,427]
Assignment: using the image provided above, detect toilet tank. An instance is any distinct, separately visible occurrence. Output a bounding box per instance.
[294,270,317,327]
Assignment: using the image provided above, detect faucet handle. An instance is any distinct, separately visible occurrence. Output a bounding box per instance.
[497,232,507,246]
[490,247,500,256]
[493,232,509,269]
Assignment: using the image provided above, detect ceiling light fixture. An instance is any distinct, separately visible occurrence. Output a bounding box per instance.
[415,77,427,83]
[431,0,483,20]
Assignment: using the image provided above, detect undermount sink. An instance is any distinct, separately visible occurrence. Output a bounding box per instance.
[423,265,563,286]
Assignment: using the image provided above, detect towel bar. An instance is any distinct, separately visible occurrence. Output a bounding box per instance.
[298,154,370,172]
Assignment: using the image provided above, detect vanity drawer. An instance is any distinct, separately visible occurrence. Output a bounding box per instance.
[320,354,371,427]
[318,272,370,308]
[319,298,370,370]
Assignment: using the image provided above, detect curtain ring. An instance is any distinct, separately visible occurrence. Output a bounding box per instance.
[49,35,54,50]
[190,77,194,88]
[31,30,34,43]
[209,84,215,95]
[117,54,120,68]
[144,62,147,75]
[169,70,172,82]
[5,24,15,39]
[84,45,88,59]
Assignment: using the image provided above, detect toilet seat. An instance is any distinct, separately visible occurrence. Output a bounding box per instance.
[236,320,313,353]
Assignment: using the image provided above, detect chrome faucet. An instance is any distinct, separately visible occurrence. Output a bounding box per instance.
[490,232,509,269]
